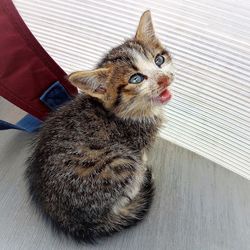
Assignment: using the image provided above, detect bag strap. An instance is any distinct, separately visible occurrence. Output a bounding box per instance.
[0,81,73,132]
[0,115,42,132]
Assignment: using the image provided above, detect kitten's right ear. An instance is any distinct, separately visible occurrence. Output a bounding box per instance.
[135,10,158,45]
[68,68,111,98]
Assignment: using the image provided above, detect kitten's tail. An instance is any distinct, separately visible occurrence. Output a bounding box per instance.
[51,169,154,243]
[91,169,154,241]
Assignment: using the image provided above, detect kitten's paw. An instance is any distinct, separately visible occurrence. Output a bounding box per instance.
[151,173,155,180]
[145,164,152,170]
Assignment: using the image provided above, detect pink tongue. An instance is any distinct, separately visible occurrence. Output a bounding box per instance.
[160,89,171,103]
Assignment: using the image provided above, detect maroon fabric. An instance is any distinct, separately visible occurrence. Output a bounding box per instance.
[0,0,77,120]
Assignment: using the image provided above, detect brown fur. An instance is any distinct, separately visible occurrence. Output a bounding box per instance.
[26,10,174,243]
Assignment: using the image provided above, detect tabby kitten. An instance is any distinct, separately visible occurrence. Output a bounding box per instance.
[26,10,174,243]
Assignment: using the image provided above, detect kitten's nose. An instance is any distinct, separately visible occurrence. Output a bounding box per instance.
[157,76,170,87]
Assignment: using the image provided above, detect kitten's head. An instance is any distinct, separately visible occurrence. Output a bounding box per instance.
[69,10,174,121]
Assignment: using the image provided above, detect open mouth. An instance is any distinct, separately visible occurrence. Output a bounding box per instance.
[153,88,172,104]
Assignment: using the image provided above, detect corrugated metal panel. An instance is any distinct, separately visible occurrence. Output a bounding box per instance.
[13,0,250,179]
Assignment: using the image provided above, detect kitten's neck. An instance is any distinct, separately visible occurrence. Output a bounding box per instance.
[112,104,163,125]
[116,112,162,125]
[82,93,163,125]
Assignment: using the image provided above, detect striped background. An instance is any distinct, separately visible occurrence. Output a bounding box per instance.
[13,0,250,179]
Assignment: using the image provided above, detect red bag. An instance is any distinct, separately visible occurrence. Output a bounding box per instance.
[0,0,77,121]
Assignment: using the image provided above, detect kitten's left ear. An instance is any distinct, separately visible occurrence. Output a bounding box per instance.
[135,10,159,44]
[68,68,111,98]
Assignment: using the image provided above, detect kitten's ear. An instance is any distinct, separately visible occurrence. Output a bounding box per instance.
[68,68,111,98]
[135,10,158,44]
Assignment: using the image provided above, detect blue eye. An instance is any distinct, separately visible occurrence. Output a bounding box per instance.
[155,55,165,67]
[129,73,144,84]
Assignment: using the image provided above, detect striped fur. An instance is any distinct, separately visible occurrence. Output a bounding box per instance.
[26,10,173,243]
